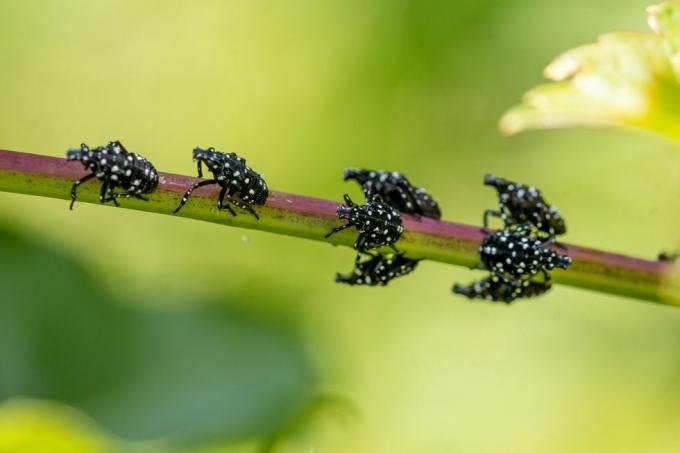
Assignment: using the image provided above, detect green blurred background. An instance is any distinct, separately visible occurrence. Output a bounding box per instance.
[2,1,680,452]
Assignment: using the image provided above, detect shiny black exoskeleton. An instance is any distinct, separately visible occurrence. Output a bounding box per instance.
[325,194,403,253]
[66,141,158,210]
[174,147,268,219]
[478,224,571,279]
[453,274,552,303]
[336,252,420,286]
[343,168,441,219]
[483,174,566,238]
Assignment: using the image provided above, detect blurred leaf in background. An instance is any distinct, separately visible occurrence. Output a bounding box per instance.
[501,1,680,142]
[0,399,114,453]
[2,0,680,452]
[0,222,316,448]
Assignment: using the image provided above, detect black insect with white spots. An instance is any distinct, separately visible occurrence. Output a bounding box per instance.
[478,224,571,280]
[483,174,566,238]
[173,147,268,219]
[343,168,441,219]
[453,274,552,303]
[325,194,404,253]
[66,141,158,210]
[336,252,420,286]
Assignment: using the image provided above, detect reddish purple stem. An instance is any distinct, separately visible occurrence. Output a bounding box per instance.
[0,149,677,305]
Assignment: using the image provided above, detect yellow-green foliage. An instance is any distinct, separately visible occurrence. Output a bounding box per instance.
[2,1,680,453]
[502,2,680,142]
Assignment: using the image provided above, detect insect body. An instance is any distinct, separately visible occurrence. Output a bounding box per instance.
[336,252,420,286]
[478,224,571,279]
[325,194,403,253]
[66,141,158,210]
[173,147,268,219]
[658,251,679,263]
[343,168,441,219]
[483,174,566,237]
[453,274,552,303]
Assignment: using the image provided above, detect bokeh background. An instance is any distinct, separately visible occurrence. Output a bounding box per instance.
[2,1,680,452]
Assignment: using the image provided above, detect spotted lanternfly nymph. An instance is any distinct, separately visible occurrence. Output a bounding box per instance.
[478,224,571,279]
[173,147,268,219]
[658,251,679,263]
[66,141,158,210]
[336,252,420,286]
[453,274,552,303]
[325,194,404,253]
[483,174,566,238]
[343,168,441,219]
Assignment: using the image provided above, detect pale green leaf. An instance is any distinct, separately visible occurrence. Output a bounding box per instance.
[500,2,680,142]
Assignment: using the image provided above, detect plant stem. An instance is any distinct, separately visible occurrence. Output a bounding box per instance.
[1,149,678,306]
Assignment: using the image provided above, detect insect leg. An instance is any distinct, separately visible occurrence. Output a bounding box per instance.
[335,273,355,285]
[483,209,504,231]
[355,250,374,264]
[362,184,375,201]
[540,269,552,282]
[69,173,96,210]
[543,235,567,250]
[106,184,120,207]
[324,223,351,239]
[227,195,259,220]
[397,181,423,215]
[173,179,217,214]
[353,234,367,252]
[99,179,109,203]
[217,187,237,216]
[452,282,474,298]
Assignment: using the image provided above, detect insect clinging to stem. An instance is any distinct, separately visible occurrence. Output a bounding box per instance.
[336,252,420,286]
[483,174,566,239]
[453,273,552,303]
[66,140,158,210]
[477,223,572,281]
[343,168,441,219]
[325,194,404,254]
[173,147,268,219]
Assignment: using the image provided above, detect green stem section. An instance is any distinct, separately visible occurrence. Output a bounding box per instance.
[1,149,678,305]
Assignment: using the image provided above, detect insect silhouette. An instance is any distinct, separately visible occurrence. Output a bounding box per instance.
[66,141,158,210]
[325,194,403,254]
[173,147,268,219]
[483,174,566,238]
[343,168,441,219]
[477,223,571,280]
[453,274,552,303]
[336,252,420,286]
